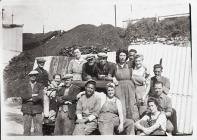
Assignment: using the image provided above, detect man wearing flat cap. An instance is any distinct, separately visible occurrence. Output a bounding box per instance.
[54,74,81,135]
[35,57,49,87]
[82,54,99,81]
[97,52,116,81]
[73,80,101,135]
[149,64,170,96]
[20,70,44,135]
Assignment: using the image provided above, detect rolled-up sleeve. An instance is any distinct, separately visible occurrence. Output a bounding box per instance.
[165,97,173,113]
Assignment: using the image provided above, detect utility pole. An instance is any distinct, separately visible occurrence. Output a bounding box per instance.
[43,25,45,34]
[11,13,14,24]
[2,8,5,24]
[42,25,45,56]
[114,4,117,27]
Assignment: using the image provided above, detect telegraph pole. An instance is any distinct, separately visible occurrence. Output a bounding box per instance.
[114,4,117,27]
[43,25,45,34]
[2,8,5,24]
[11,13,14,24]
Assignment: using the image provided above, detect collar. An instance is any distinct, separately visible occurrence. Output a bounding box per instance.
[106,97,116,102]
[158,93,165,99]
[117,62,128,68]
[30,81,36,85]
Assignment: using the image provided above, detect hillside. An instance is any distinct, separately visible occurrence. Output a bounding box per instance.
[24,24,127,57]
[3,16,191,98]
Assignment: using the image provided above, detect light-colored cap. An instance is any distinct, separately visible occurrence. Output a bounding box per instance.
[28,70,39,76]
[106,82,116,88]
[62,74,73,80]
[36,57,46,63]
[97,52,108,58]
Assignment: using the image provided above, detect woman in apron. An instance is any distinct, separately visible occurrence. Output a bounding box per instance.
[113,49,139,122]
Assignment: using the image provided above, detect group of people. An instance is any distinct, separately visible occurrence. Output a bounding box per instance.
[20,47,176,136]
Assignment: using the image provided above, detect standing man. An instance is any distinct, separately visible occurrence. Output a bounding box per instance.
[35,57,49,87]
[128,49,137,68]
[150,81,174,134]
[54,74,81,135]
[82,54,98,81]
[20,70,44,136]
[73,80,101,135]
[149,64,170,96]
[35,57,49,123]
[97,52,116,81]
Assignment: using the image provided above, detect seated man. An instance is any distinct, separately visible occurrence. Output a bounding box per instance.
[97,52,116,81]
[149,81,174,134]
[135,97,167,136]
[73,80,101,135]
[149,64,170,96]
[54,74,81,135]
[82,54,98,81]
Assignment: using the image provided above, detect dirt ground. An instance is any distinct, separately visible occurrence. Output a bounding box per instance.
[3,102,24,136]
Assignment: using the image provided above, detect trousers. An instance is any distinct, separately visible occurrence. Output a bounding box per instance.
[23,113,43,136]
[54,111,75,135]
[99,117,135,135]
[73,121,98,135]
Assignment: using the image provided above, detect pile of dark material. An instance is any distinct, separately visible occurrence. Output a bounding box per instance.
[24,24,127,57]
[125,16,190,43]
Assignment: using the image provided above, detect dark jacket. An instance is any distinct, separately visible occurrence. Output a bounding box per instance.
[35,67,49,87]
[82,62,98,81]
[20,82,44,114]
[56,85,81,119]
[97,61,116,77]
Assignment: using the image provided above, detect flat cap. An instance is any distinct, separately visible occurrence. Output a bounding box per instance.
[97,52,108,58]
[85,79,96,87]
[85,54,95,61]
[62,74,73,80]
[36,57,46,63]
[128,49,137,53]
[28,70,39,76]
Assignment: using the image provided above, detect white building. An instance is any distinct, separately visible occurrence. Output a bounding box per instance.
[1,24,23,68]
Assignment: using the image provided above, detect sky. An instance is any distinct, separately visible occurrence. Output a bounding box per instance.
[1,0,190,33]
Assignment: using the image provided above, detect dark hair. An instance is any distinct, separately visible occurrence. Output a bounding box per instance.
[116,49,128,63]
[148,97,162,111]
[128,49,137,53]
[154,81,163,87]
[53,74,62,79]
[153,64,163,70]
[85,80,96,88]
[72,45,82,54]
